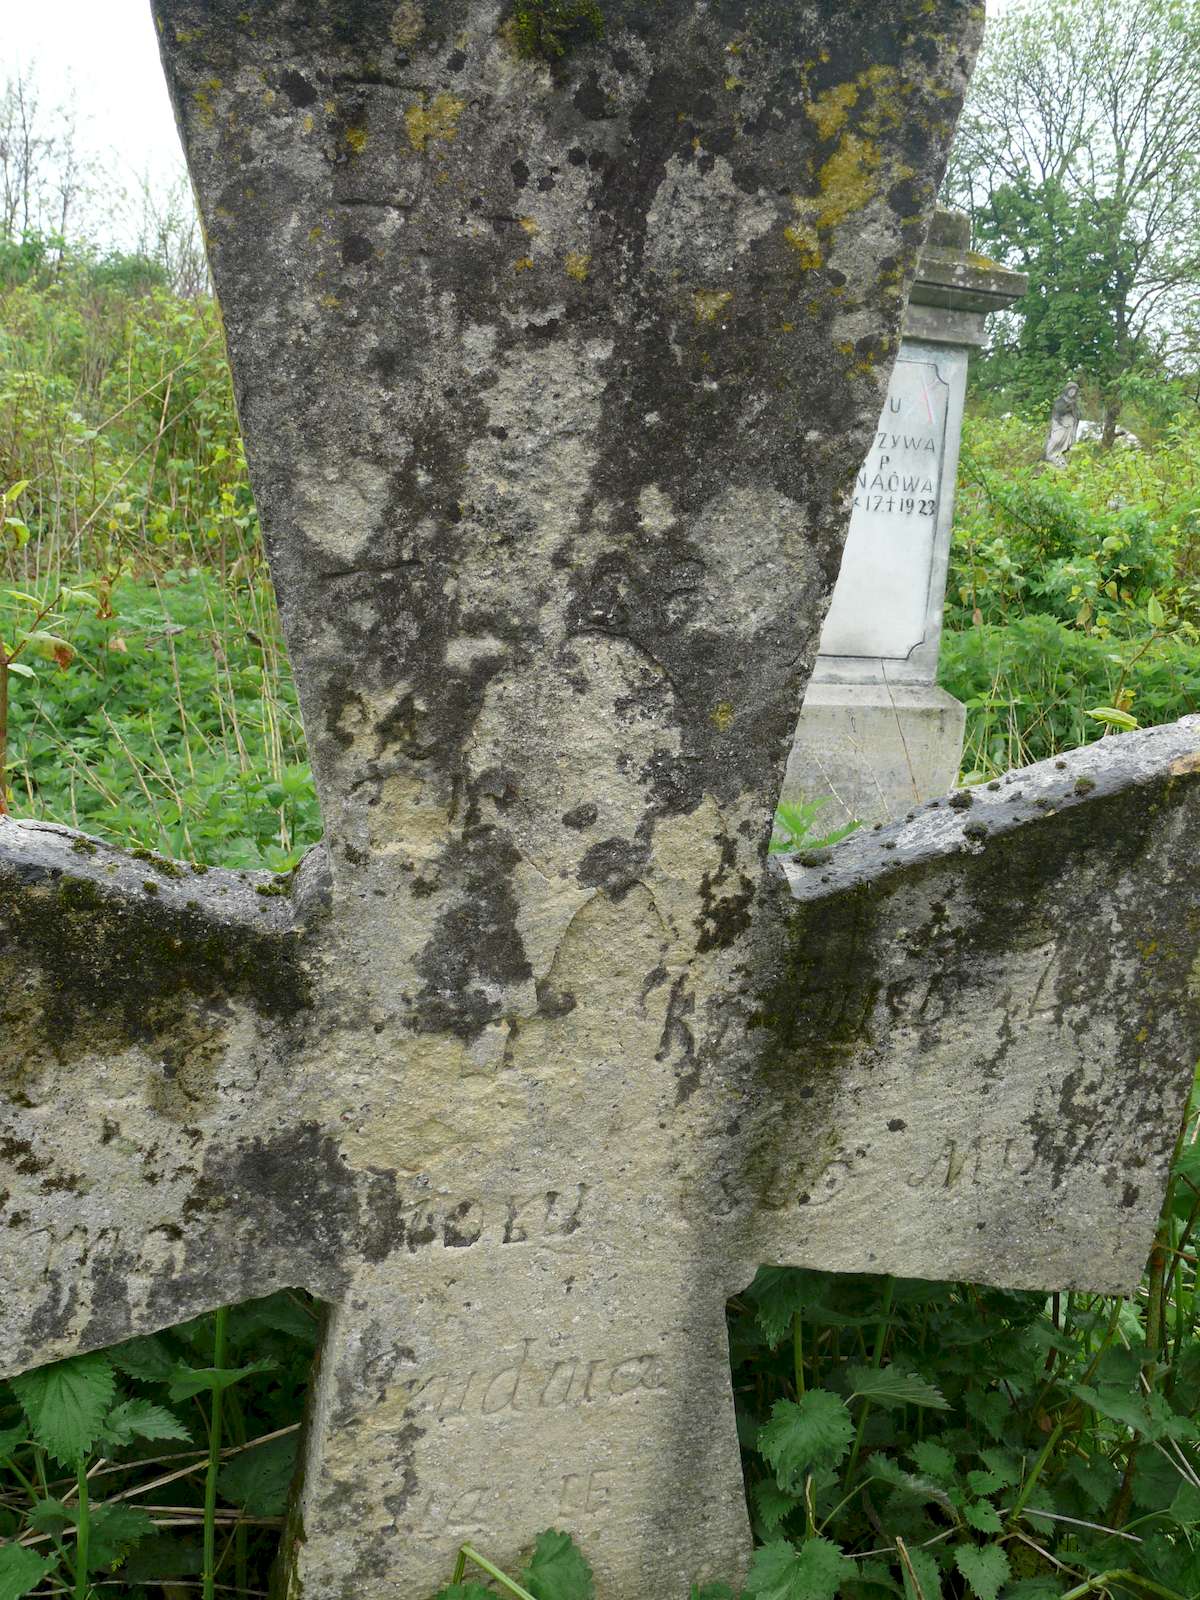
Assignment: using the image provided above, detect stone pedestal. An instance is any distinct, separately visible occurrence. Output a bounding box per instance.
[783,212,1026,828]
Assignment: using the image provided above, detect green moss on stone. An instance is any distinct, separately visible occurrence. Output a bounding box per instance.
[510,0,603,60]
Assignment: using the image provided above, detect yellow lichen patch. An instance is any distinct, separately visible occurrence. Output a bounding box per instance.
[693,289,733,323]
[710,701,735,731]
[323,99,337,114]
[724,75,743,91]
[192,84,217,127]
[783,204,823,270]
[308,225,323,242]
[514,256,535,272]
[405,92,465,153]
[345,125,368,155]
[816,133,882,229]
[565,252,590,282]
[262,88,276,107]
[302,112,315,135]
[806,81,859,141]
[321,293,341,310]
[390,0,425,47]
[519,216,540,237]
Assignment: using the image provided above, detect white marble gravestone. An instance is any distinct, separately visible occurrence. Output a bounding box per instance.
[783,211,1026,826]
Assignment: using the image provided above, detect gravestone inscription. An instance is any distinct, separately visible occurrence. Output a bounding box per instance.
[819,355,949,662]
[4,5,1199,1599]
[784,211,1027,825]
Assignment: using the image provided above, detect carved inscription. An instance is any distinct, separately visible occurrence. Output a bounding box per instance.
[818,356,951,661]
[390,1183,588,1253]
[414,1469,622,1536]
[405,1339,669,1421]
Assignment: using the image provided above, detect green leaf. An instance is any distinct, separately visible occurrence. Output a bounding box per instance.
[909,1442,956,1484]
[103,1399,191,1447]
[108,1334,176,1382]
[1071,1381,1195,1442]
[848,1366,949,1411]
[964,1500,1003,1534]
[87,1503,154,1571]
[10,1352,116,1465]
[759,1393,855,1490]
[27,1500,72,1534]
[1169,1481,1200,1527]
[953,1543,1010,1600]
[431,1588,496,1600]
[976,1448,1021,1487]
[899,1545,942,1600]
[522,1529,594,1600]
[22,631,73,668]
[217,1433,298,1516]
[0,1545,56,1600]
[691,1586,737,1600]
[1085,705,1138,731]
[1148,593,1165,628]
[868,1454,954,1510]
[965,1469,1004,1497]
[753,1478,801,1534]
[5,661,34,679]
[743,1537,846,1600]
[166,1358,275,1401]
[0,1428,25,1464]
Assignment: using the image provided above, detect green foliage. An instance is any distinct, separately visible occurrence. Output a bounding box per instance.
[0,1291,318,1596]
[524,1529,595,1599]
[742,1537,846,1600]
[770,799,860,856]
[941,413,1200,777]
[1,573,318,865]
[726,1102,1200,1600]
[969,179,1154,418]
[946,0,1200,429]
[510,0,604,60]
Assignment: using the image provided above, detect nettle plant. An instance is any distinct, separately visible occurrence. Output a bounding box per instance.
[0,1293,317,1599]
[0,481,95,819]
[724,1089,1200,1600]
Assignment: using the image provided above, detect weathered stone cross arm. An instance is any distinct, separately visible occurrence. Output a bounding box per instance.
[4,719,1200,1597]
[0,818,333,1374]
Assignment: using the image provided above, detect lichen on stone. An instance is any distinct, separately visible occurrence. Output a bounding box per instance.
[403,93,465,153]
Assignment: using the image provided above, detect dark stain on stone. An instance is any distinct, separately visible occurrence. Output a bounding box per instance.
[577,836,647,899]
[562,801,598,830]
[342,232,374,265]
[280,68,318,107]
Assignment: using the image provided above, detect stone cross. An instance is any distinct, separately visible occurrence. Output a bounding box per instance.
[4,4,1200,1598]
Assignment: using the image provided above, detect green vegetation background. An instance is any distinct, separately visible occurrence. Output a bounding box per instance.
[4,244,1200,865]
[5,246,1200,1600]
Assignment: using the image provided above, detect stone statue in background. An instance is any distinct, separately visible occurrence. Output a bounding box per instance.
[1044,381,1081,467]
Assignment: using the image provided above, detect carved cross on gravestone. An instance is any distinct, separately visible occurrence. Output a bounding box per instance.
[4,4,1200,1597]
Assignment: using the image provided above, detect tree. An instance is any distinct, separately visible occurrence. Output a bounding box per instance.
[946,0,1200,441]
[0,65,86,245]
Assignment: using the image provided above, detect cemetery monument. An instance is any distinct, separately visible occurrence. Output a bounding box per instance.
[783,209,1027,826]
[3,4,1200,1598]
[1044,380,1082,467]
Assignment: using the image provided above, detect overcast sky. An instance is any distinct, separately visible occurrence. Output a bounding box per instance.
[3,0,1015,247]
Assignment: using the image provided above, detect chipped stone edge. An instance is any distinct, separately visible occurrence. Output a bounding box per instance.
[778,715,1200,902]
[0,816,330,928]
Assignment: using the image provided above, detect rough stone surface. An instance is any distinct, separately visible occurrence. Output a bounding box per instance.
[783,678,966,826]
[0,4,1078,1596]
[772,717,1200,1291]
